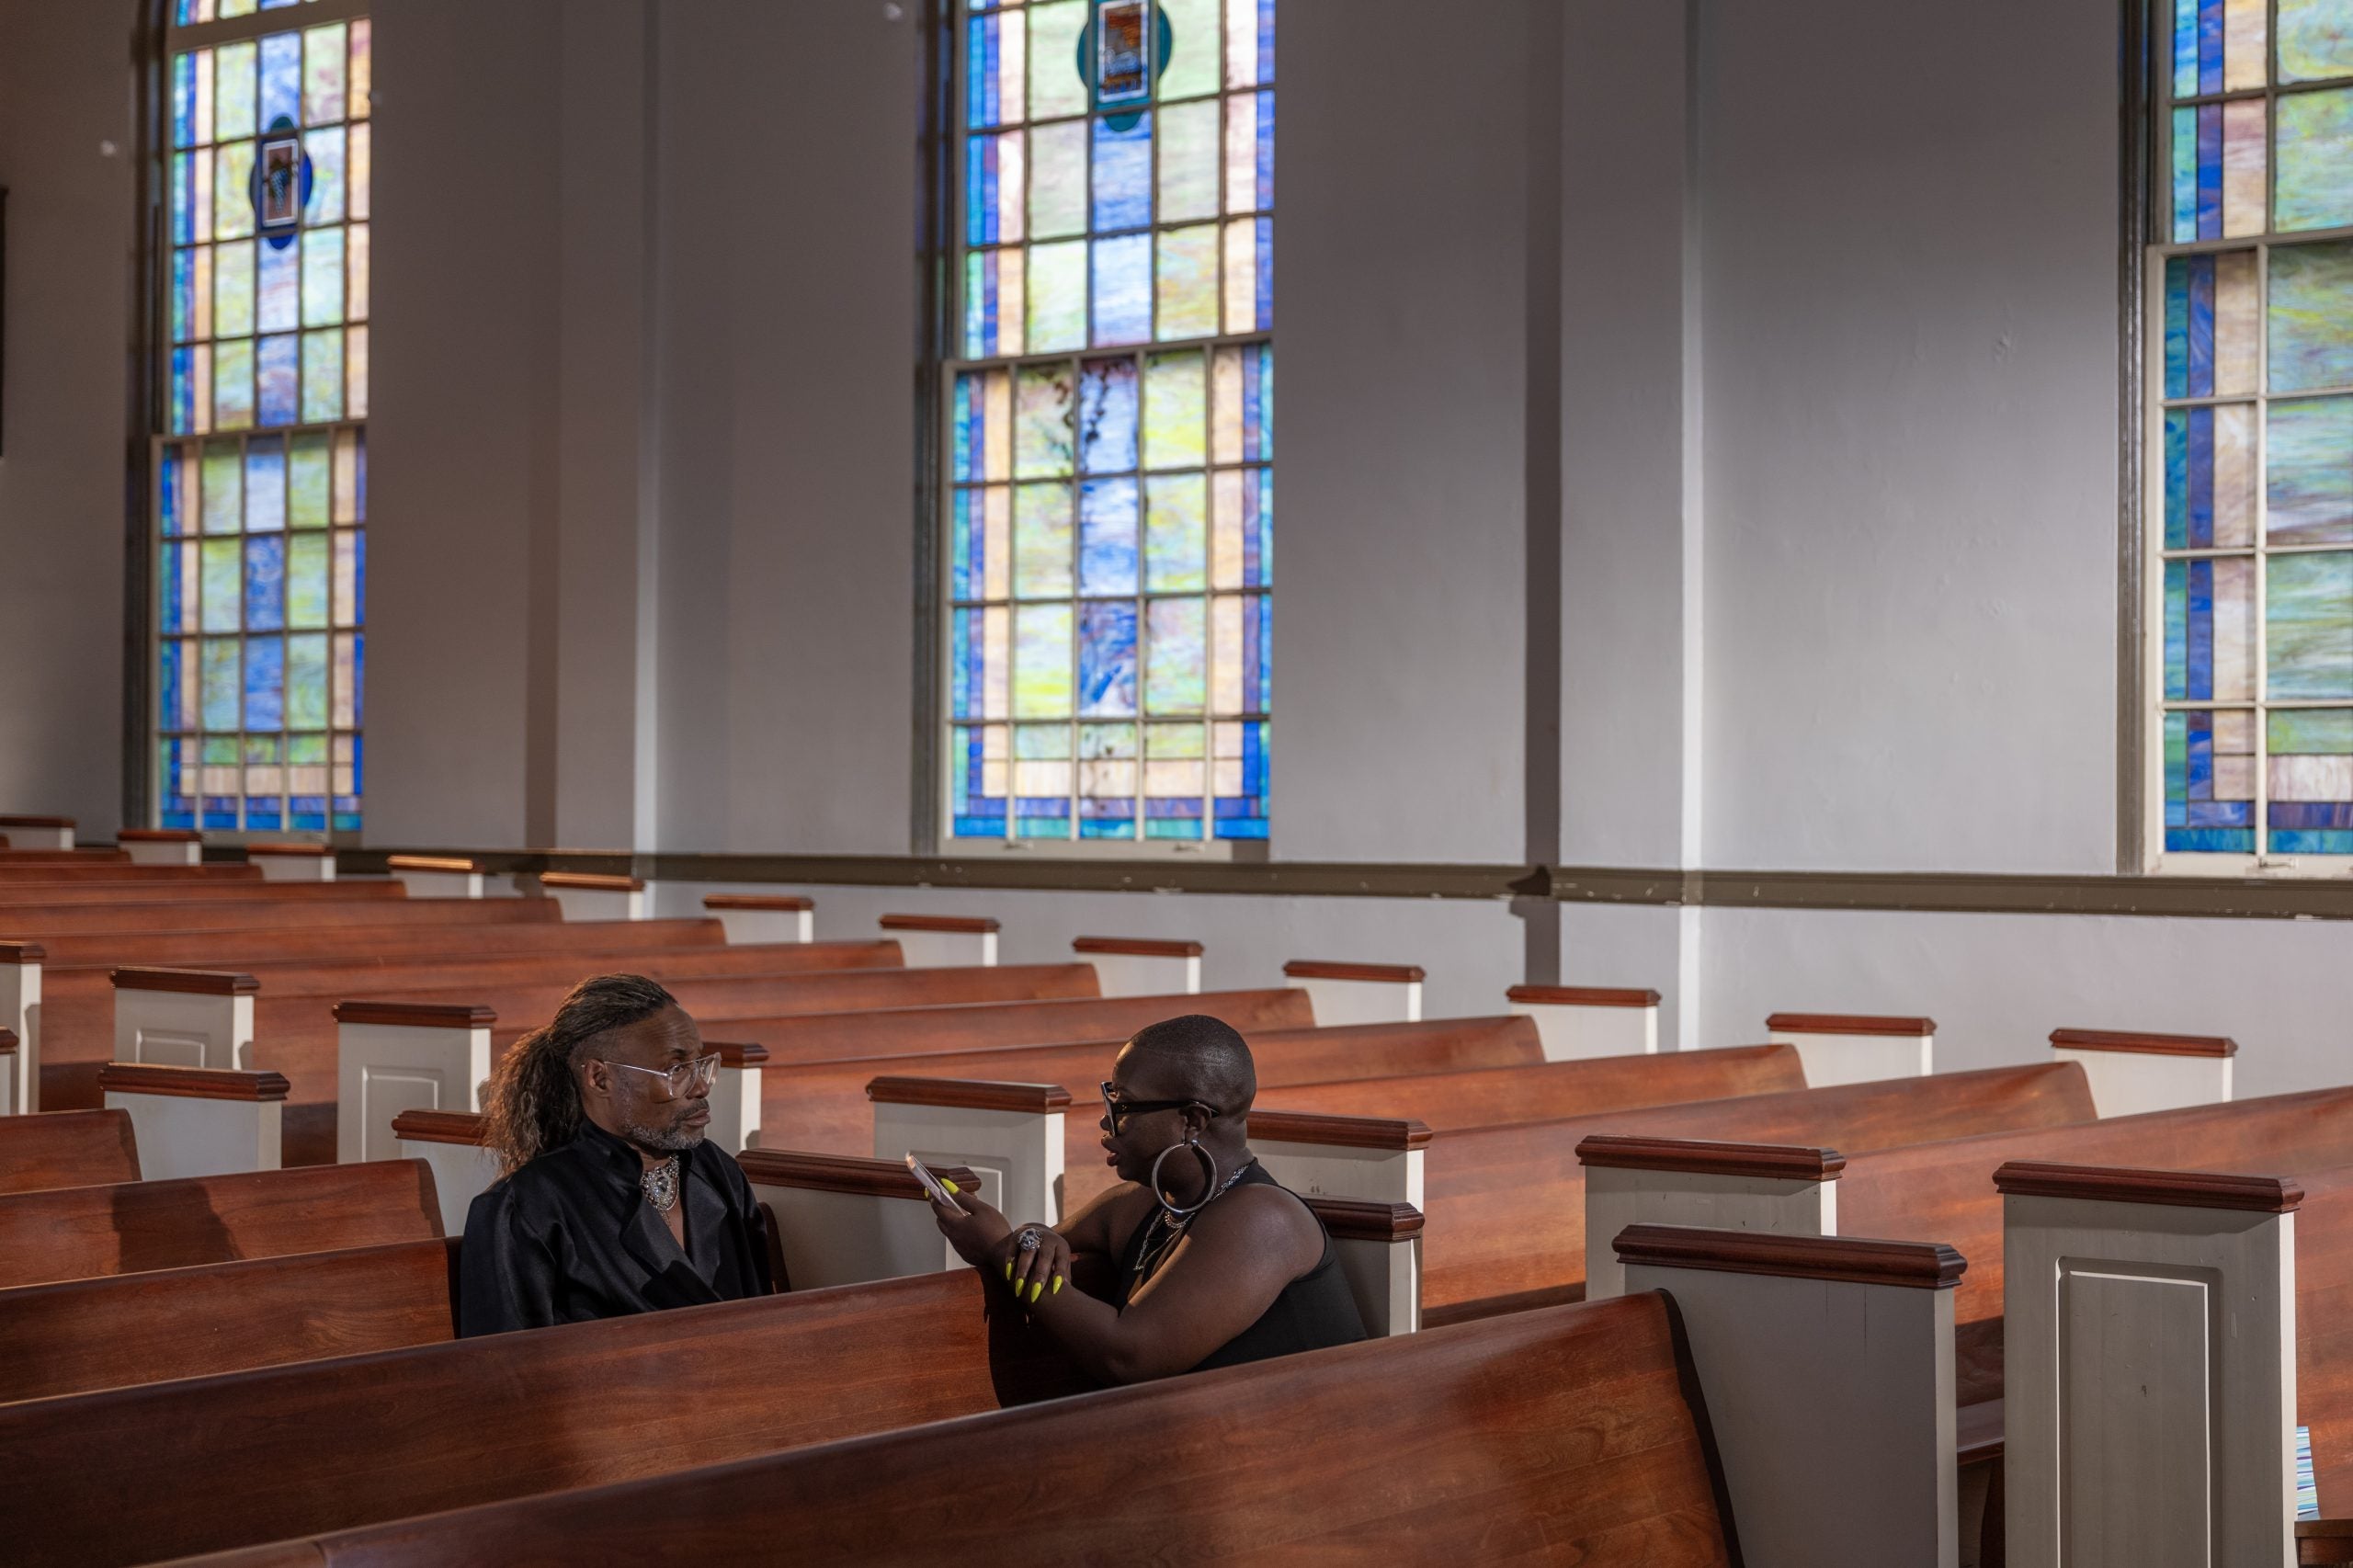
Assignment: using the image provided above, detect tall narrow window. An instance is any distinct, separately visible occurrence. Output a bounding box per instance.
[156,0,369,834]
[946,0,1274,848]
[2150,0,2353,868]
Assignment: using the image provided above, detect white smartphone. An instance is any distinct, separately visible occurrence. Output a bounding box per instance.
[905,1153,964,1211]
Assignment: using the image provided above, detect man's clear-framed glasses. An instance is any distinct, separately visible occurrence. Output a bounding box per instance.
[599,1052,722,1101]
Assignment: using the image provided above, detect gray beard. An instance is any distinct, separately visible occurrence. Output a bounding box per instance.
[619,1115,705,1155]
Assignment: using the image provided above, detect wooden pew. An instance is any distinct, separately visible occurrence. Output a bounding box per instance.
[13,913,725,969]
[0,1158,442,1290]
[0,877,404,903]
[0,862,261,883]
[0,1106,139,1193]
[0,814,76,849]
[0,893,556,935]
[4,1278,1715,1568]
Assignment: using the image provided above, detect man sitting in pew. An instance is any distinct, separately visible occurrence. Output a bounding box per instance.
[460,973,774,1335]
[929,1014,1365,1381]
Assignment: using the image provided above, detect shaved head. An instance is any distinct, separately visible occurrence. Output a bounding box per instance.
[1117,1014,1257,1116]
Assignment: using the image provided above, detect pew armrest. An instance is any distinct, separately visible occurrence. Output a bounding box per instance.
[1073,937,1203,997]
[99,1062,287,1178]
[0,943,40,1114]
[1307,1198,1423,1337]
[869,1076,1067,1226]
[2047,1028,2235,1117]
[388,855,485,900]
[741,1150,980,1290]
[704,893,815,945]
[1506,984,1660,1060]
[1578,1135,1842,1301]
[539,871,647,922]
[335,1002,498,1164]
[880,914,999,968]
[117,828,204,866]
[244,841,337,881]
[1766,1012,1935,1085]
[0,816,74,848]
[1621,1225,1962,1568]
[1283,960,1424,1026]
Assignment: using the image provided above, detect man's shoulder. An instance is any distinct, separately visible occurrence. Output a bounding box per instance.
[688,1138,755,1192]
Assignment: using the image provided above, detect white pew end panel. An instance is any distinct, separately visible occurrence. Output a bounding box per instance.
[1282,960,1424,1027]
[2047,1028,2235,1118]
[244,842,338,881]
[1767,1011,1935,1086]
[99,1062,288,1179]
[879,914,999,969]
[704,893,815,945]
[869,1076,1067,1227]
[335,1000,497,1165]
[116,828,204,866]
[1506,983,1661,1060]
[538,871,647,922]
[1072,937,1203,998]
[112,967,258,1071]
[387,854,485,900]
[1579,1134,1841,1301]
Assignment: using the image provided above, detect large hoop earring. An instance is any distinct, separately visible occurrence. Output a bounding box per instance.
[1148,1136,1220,1217]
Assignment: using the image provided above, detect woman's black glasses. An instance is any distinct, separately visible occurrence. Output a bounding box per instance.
[1099,1080,1215,1134]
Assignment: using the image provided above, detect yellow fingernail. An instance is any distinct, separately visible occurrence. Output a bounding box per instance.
[1003,1260,1012,1280]
[943,1178,960,1194]
[1029,1279,1043,1303]
[1052,1276,1063,1295]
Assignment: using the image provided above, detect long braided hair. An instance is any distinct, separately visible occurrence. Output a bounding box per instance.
[481,972,678,1176]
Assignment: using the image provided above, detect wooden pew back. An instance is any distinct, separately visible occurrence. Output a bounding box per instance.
[0,896,556,936]
[0,1107,139,1194]
[0,1238,459,1403]
[19,915,721,969]
[0,1159,443,1290]
[175,1294,1738,1568]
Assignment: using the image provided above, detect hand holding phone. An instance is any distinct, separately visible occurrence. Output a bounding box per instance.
[905,1153,965,1213]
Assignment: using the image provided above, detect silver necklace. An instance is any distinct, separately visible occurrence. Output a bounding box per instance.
[1131,1159,1256,1287]
[641,1155,681,1213]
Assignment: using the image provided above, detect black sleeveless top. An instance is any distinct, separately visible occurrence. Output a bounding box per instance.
[1111,1163,1369,1372]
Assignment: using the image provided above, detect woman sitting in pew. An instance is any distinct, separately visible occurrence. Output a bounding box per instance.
[460,973,774,1335]
[929,1014,1365,1382]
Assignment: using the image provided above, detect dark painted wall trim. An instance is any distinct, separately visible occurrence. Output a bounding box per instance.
[312,846,2353,922]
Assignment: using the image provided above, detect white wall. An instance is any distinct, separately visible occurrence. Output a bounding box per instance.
[0,0,134,835]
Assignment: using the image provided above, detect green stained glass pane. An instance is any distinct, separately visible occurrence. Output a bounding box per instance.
[214,40,257,140]
[1157,99,1220,223]
[2268,397,2353,543]
[301,226,345,328]
[285,632,329,728]
[1013,482,1074,597]
[1026,241,1088,353]
[213,339,256,430]
[1158,0,1222,99]
[1155,224,1221,341]
[200,538,243,631]
[1144,597,1207,712]
[1028,120,1088,240]
[2268,552,2353,699]
[301,327,344,424]
[201,441,243,534]
[2280,0,2353,84]
[1144,473,1208,591]
[2277,88,2353,233]
[286,531,330,629]
[1142,350,1206,469]
[200,638,240,730]
[2271,243,2353,394]
[288,432,331,528]
[213,142,256,240]
[1012,602,1074,716]
[1014,363,1075,477]
[214,240,256,337]
[1027,2,1089,120]
[2271,708,2353,754]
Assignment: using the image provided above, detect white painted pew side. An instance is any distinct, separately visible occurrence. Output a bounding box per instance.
[244,841,338,881]
[1281,959,1424,1026]
[111,966,257,1070]
[702,1040,765,1154]
[0,1028,16,1115]
[1997,1160,2301,1568]
[115,828,203,866]
[537,870,647,923]
[1249,1108,1429,1211]
[1621,1223,1962,1568]
[2048,1027,2235,1117]
[743,1148,974,1290]
[98,1061,286,1178]
[0,944,38,1112]
[1506,983,1661,1060]
[879,913,998,968]
[1580,1134,1841,1301]
[1767,1010,1936,1085]
[869,1075,1068,1225]
[1072,936,1203,997]
[1305,1197,1423,1336]
[387,854,485,900]
[335,1000,497,1164]
[0,815,74,849]
[393,1108,506,1235]
[703,893,816,944]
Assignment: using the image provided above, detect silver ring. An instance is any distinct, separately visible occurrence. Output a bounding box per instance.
[1016,1227,1042,1253]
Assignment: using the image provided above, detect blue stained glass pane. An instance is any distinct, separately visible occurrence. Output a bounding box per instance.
[158,640,183,727]
[256,334,300,426]
[2186,405,2214,547]
[1246,343,1272,461]
[162,446,185,537]
[201,639,240,729]
[2163,257,2192,400]
[1257,0,1276,79]
[1079,599,1140,716]
[2169,825,2257,851]
[967,13,995,130]
[244,536,286,631]
[170,349,196,435]
[2268,241,2353,394]
[1252,468,1273,585]
[350,632,364,726]
[258,239,299,333]
[966,134,990,246]
[2279,87,2353,233]
[171,250,193,345]
[2269,552,2353,699]
[244,637,283,729]
[2165,560,2188,700]
[2198,104,2223,239]
[259,33,301,129]
[1254,216,1273,328]
[1255,90,1274,210]
[1079,478,1140,596]
[1078,358,1140,474]
[2170,108,2198,244]
[1246,593,1270,710]
[1092,233,1152,346]
[353,530,365,625]
[173,52,198,149]
[1092,113,1153,233]
[2165,411,2190,550]
[172,153,194,247]
[245,437,286,531]
[2200,0,2224,93]
[2269,397,2353,544]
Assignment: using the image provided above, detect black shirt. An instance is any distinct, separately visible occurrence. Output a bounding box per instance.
[1112,1162,1369,1372]
[457,1121,775,1336]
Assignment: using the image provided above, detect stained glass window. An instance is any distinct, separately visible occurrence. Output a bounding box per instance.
[947,0,1273,846]
[2153,0,2353,863]
[158,0,367,833]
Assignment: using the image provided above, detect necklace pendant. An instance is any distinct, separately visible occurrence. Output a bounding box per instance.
[642,1156,681,1213]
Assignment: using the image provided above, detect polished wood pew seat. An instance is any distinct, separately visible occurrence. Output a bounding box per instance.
[0,878,406,905]
[0,1158,442,1290]
[0,894,557,937]
[15,913,725,969]
[0,1107,139,1193]
[166,1293,1740,1568]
